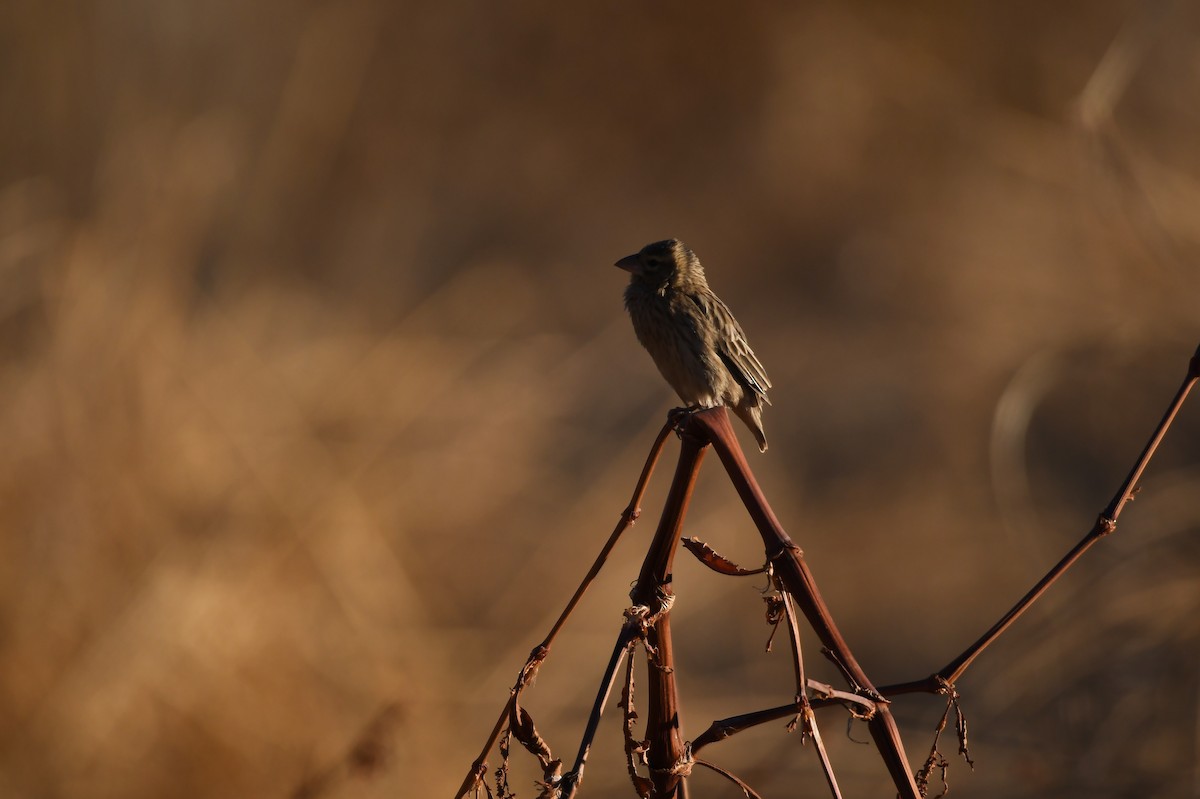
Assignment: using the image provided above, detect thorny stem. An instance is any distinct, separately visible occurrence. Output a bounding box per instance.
[454,421,673,799]
[881,342,1199,697]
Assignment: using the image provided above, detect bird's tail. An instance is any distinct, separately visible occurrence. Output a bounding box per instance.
[733,402,768,452]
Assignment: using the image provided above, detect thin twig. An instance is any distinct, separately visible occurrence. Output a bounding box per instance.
[455,421,673,799]
[691,759,764,799]
[689,685,876,757]
[559,633,636,798]
[778,583,807,701]
[779,585,843,799]
[801,704,842,799]
[881,342,1199,696]
[550,421,675,646]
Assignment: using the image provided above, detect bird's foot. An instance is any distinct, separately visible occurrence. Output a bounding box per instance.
[667,405,703,438]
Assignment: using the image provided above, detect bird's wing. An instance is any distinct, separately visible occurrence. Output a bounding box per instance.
[692,293,772,401]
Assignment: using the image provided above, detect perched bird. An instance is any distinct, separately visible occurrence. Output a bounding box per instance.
[616,239,772,451]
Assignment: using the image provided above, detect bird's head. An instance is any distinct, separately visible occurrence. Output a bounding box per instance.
[615,239,705,291]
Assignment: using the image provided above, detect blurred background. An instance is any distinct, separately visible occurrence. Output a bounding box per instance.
[2,1,1198,797]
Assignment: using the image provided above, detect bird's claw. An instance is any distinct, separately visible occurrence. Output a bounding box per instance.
[667,405,702,438]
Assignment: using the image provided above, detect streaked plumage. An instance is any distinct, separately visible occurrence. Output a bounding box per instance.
[615,239,772,451]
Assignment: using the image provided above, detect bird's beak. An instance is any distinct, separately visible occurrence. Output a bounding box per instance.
[615,253,642,274]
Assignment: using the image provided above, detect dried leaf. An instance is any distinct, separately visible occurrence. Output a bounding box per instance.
[619,645,653,797]
[509,702,554,769]
[916,683,974,798]
[953,693,975,769]
[532,759,563,798]
[682,537,765,576]
[762,594,785,652]
[915,748,950,799]
[494,729,513,799]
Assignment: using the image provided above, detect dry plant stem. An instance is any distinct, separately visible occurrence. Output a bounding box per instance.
[803,704,841,799]
[689,686,875,756]
[629,427,710,798]
[551,420,675,646]
[779,586,807,699]
[689,407,921,799]
[690,761,763,799]
[882,343,1200,697]
[564,426,706,799]
[645,614,686,798]
[454,422,674,799]
[559,635,635,798]
[780,589,843,799]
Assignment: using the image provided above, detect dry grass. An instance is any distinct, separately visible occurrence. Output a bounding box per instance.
[1,2,1198,797]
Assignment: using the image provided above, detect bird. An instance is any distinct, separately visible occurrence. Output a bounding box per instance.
[615,239,772,451]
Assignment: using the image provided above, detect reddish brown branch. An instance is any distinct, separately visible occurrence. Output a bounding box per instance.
[552,420,675,648]
[881,342,1199,697]
[564,423,709,799]
[459,341,1198,799]
[689,407,922,799]
[629,427,709,798]
[690,683,876,757]
[455,421,674,799]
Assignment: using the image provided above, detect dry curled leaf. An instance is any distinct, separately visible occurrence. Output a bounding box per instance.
[682,537,765,576]
[619,646,654,797]
[762,593,785,652]
[915,749,950,799]
[509,702,555,770]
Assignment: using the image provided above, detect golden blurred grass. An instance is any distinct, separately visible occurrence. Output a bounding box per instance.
[1,2,1198,797]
